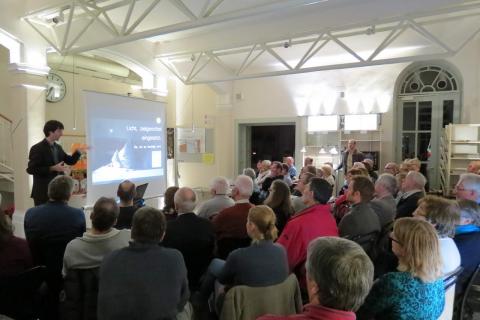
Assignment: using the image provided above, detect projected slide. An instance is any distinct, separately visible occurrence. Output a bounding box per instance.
[90,118,164,184]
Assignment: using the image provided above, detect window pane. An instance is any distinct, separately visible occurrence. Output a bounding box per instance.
[443,100,454,127]
[418,101,432,130]
[403,102,416,131]
[402,133,416,159]
[417,132,431,161]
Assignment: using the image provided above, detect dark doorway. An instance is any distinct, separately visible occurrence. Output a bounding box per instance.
[250,125,295,168]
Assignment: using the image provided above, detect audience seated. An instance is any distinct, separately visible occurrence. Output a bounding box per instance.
[413,195,461,275]
[467,160,480,174]
[363,159,378,183]
[0,212,33,276]
[162,186,179,221]
[396,171,426,219]
[406,158,421,172]
[277,178,338,289]
[291,173,314,213]
[320,164,335,188]
[24,175,86,320]
[98,207,190,320]
[259,237,374,320]
[357,218,445,320]
[114,180,137,229]
[264,180,294,234]
[281,163,293,187]
[63,197,130,275]
[454,199,480,298]
[256,160,271,187]
[244,168,263,205]
[163,187,215,290]
[384,162,399,175]
[338,176,381,252]
[370,173,397,228]
[261,161,284,199]
[455,173,480,204]
[213,175,254,258]
[286,156,297,179]
[62,197,130,319]
[303,165,317,176]
[196,176,235,219]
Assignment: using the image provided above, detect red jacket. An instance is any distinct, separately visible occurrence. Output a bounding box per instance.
[276,204,338,288]
[257,304,356,320]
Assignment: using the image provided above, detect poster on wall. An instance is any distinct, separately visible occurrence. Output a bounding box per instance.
[70,143,88,195]
[167,128,175,159]
[177,128,206,154]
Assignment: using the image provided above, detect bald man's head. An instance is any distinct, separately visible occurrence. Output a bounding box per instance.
[117,180,136,205]
[174,187,197,213]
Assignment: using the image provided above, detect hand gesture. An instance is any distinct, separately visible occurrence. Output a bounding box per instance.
[50,161,67,173]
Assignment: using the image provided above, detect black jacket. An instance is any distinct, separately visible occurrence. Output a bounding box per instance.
[396,191,424,219]
[26,139,81,203]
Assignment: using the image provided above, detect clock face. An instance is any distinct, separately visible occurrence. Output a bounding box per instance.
[46,73,66,103]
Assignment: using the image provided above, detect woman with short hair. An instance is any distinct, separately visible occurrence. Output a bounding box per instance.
[413,195,461,274]
[357,218,445,320]
[264,180,294,234]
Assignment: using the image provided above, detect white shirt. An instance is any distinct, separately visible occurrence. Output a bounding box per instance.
[439,237,461,275]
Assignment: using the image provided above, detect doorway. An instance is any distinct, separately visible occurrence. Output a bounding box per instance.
[237,120,298,174]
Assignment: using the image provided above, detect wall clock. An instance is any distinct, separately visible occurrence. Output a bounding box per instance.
[46,72,66,103]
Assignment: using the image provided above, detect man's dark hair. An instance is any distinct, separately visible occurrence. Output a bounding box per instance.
[131,206,166,243]
[272,161,282,171]
[91,197,119,231]
[117,180,136,203]
[48,175,73,202]
[43,120,64,137]
[351,176,375,202]
[309,178,332,204]
[281,163,289,172]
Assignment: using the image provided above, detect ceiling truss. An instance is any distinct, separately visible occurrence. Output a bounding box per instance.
[157,2,480,84]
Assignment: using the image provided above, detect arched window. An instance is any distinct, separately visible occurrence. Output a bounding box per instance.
[396,62,462,190]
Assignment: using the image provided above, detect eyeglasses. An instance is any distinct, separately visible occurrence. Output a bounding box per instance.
[389,235,402,245]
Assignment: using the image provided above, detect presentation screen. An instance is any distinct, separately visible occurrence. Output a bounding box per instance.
[84,91,166,206]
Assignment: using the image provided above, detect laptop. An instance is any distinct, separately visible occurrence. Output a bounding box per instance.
[134,183,148,201]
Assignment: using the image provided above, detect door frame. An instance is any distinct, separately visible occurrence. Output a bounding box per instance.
[235,117,303,175]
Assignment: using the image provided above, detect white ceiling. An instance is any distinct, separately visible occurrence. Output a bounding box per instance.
[22,0,480,83]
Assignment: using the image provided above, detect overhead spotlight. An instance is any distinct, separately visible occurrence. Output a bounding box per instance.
[283,39,292,48]
[366,25,376,35]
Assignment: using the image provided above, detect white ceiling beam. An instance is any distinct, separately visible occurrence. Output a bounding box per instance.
[407,19,454,54]
[367,20,405,61]
[295,38,329,69]
[202,0,224,18]
[188,55,213,82]
[121,0,136,35]
[169,0,197,21]
[24,18,61,52]
[125,0,163,35]
[61,2,75,51]
[77,1,118,37]
[327,32,364,62]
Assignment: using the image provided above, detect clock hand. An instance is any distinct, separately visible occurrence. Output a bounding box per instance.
[47,86,53,98]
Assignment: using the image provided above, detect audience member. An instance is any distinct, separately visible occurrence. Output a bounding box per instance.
[321,164,335,187]
[338,176,381,242]
[256,160,263,177]
[362,159,378,183]
[303,157,313,167]
[406,158,421,172]
[261,161,284,197]
[413,195,461,274]
[291,172,315,213]
[384,162,399,175]
[281,163,293,186]
[467,160,480,174]
[114,180,137,229]
[162,186,179,221]
[357,218,445,320]
[259,237,374,320]
[213,175,254,241]
[196,177,234,219]
[98,207,190,320]
[286,156,297,179]
[277,178,338,289]
[163,187,215,290]
[256,160,271,187]
[244,168,263,205]
[63,197,130,275]
[454,199,480,298]
[337,139,365,172]
[370,173,397,228]
[0,212,33,275]
[455,173,480,204]
[264,180,294,234]
[396,171,426,219]
[304,165,317,176]
[206,206,288,306]
[24,175,86,320]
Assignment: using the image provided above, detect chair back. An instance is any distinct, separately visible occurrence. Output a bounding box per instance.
[347,230,380,260]
[60,268,100,320]
[459,263,480,320]
[0,266,46,320]
[215,237,251,260]
[220,274,302,320]
[439,266,463,320]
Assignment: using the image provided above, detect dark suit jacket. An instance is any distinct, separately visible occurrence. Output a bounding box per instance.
[338,150,365,171]
[162,212,215,290]
[396,191,424,219]
[26,139,81,203]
